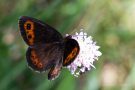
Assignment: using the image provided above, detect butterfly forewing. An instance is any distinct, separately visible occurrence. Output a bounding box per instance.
[19,16,63,46]
[63,36,80,66]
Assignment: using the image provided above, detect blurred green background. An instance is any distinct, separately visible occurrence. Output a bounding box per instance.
[0,0,135,90]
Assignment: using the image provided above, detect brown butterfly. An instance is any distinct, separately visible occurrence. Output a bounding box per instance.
[18,16,80,80]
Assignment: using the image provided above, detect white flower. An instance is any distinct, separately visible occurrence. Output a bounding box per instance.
[66,30,102,77]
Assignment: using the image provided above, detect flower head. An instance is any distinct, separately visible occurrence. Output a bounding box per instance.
[66,30,102,77]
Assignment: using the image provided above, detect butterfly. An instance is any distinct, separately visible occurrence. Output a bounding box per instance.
[18,16,80,80]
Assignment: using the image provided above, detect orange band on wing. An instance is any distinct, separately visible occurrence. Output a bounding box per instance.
[64,47,78,64]
[30,49,43,69]
[24,20,35,45]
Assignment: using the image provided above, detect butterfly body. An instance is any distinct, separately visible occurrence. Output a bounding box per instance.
[19,16,80,80]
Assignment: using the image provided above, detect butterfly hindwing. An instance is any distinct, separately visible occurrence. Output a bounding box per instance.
[63,36,80,66]
[26,43,64,72]
[26,47,44,72]
[19,16,63,46]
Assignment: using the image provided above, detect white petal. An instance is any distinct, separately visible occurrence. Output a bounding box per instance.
[66,31,102,76]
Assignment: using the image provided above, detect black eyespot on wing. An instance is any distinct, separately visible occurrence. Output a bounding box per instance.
[26,23,31,30]
[27,34,32,39]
